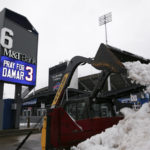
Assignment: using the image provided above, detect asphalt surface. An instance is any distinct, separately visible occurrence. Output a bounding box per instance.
[0,133,41,150]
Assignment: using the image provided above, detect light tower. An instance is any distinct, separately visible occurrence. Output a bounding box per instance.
[99,12,112,44]
[99,12,112,91]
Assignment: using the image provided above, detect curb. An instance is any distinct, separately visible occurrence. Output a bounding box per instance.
[0,128,40,137]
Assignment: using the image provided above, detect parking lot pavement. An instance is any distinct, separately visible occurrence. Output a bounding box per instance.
[0,133,41,150]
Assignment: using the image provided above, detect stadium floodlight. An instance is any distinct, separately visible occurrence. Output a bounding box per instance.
[99,12,112,91]
[99,12,112,44]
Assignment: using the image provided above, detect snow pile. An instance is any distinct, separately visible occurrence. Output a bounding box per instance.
[71,61,150,150]
[124,61,150,92]
[71,102,150,150]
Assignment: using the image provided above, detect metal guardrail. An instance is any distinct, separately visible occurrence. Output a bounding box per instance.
[20,116,42,123]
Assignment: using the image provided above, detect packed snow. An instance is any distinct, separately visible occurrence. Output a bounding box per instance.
[71,61,150,150]
[124,61,150,92]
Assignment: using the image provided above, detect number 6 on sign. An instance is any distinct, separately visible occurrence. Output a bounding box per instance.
[25,66,33,82]
[0,27,14,49]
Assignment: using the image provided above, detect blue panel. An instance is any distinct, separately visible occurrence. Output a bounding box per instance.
[3,99,13,129]
[0,56,36,86]
[0,100,4,130]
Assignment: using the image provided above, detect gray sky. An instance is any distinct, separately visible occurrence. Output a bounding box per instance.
[0,0,150,97]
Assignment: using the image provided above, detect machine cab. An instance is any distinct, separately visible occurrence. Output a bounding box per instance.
[64,97,116,121]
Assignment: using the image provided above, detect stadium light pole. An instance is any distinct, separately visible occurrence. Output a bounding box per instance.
[99,12,112,44]
[99,12,112,91]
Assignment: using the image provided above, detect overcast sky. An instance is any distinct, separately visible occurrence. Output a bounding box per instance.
[0,0,150,97]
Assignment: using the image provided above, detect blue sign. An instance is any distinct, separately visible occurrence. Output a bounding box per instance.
[118,96,150,108]
[0,56,36,86]
[22,98,37,106]
[53,82,61,91]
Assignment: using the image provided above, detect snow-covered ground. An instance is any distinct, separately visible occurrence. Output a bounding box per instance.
[71,61,150,150]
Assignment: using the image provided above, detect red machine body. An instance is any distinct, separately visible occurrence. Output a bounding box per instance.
[47,107,122,148]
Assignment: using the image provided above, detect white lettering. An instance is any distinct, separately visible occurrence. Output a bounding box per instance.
[16,63,24,71]
[20,72,24,80]
[11,70,16,78]
[4,48,21,60]
[16,71,20,79]
[3,60,15,69]
[25,66,33,82]
[7,69,11,78]
[3,60,9,67]
[3,48,35,64]
[0,27,13,49]
[2,68,7,77]
[2,67,24,80]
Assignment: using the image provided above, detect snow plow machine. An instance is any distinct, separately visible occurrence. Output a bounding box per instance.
[41,43,150,150]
